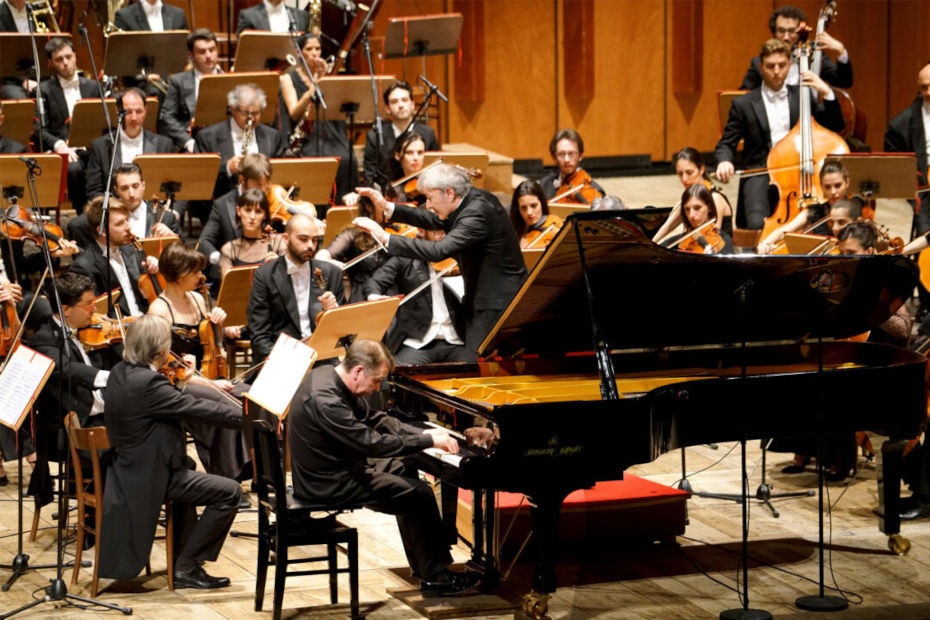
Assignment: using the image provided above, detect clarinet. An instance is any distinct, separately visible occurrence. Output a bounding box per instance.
[240,117,254,157]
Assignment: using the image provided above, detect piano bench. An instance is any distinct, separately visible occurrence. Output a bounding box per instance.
[457,476,690,550]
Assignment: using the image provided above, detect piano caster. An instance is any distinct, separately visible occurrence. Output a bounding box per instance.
[521,590,551,619]
[888,534,911,556]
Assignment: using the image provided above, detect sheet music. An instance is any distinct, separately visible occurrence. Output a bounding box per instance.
[0,345,54,431]
[247,334,317,417]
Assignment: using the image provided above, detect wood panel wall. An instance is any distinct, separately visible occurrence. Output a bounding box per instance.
[56,0,930,163]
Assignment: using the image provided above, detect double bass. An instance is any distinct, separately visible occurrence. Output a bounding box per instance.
[759,20,849,241]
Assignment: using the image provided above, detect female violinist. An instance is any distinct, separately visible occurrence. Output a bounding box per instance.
[756,159,849,254]
[509,180,563,250]
[219,189,286,279]
[389,132,428,204]
[652,147,734,242]
[667,185,735,255]
[539,129,606,205]
[279,33,357,202]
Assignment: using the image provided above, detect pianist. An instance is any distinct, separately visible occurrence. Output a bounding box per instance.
[288,339,478,596]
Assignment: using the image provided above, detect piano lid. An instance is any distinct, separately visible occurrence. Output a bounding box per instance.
[479,210,918,357]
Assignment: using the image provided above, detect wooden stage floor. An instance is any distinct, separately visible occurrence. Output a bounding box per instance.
[2,174,927,618]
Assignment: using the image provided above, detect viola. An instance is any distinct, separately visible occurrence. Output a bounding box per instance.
[197,278,229,380]
[266,184,316,225]
[130,234,167,305]
[549,169,603,205]
[1,205,66,253]
[77,313,134,350]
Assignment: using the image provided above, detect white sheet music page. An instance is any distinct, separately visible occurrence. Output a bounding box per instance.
[246,333,317,418]
[0,345,55,431]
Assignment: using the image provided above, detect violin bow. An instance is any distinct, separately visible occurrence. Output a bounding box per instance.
[672,218,717,249]
[399,261,458,307]
[524,223,557,250]
[549,182,585,203]
[340,226,415,272]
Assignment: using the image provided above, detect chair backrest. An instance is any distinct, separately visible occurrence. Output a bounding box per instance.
[251,419,287,512]
[65,411,110,503]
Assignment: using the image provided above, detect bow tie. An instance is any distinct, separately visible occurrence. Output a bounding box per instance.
[287,261,310,276]
[60,76,79,89]
[765,88,788,102]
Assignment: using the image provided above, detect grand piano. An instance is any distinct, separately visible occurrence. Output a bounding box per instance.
[389,209,926,611]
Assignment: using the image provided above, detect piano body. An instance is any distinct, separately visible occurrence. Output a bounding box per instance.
[389,210,926,604]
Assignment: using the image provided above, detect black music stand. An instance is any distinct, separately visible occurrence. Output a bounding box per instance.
[102,30,188,82]
[233,32,295,71]
[383,14,462,83]
[0,33,72,87]
[831,153,919,234]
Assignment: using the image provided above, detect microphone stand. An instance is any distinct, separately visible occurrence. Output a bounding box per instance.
[285,15,327,112]
[78,11,117,146]
[101,100,127,317]
[0,158,131,619]
[361,29,384,152]
[394,75,445,150]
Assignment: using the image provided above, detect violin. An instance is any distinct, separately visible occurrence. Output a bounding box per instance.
[0,300,19,358]
[549,169,603,205]
[266,184,316,225]
[313,267,329,324]
[675,219,726,254]
[130,234,167,305]
[159,352,192,386]
[197,278,229,380]
[430,257,460,276]
[77,313,134,350]
[1,204,67,253]
[521,215,564,250]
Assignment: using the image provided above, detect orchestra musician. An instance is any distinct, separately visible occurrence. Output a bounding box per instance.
[194,83,284,200]
[69,196,159,318]
[158,29,224,154]
[219,188,286,279]
[246,214,343,368]
[363,81,441,185]
[33,37,97,215]
[288,339,478,595]
[146,242,248,483]
[236,0,310,35]
[84,89,177,204]
[0,101,26,153]
[714,38,845,230]
[279,33,357,203]
[739,5,853,91]
[652,147,733,243]
[0,0,36,99]
[70,163,181,249]
[509,180,563,250]
[884,63,930,234]
[664,185,735,254]
[539,129,606,205]
[98,315,241,590]
[756,158,849,254]
[114,0,189,31]
[355,163,528,356]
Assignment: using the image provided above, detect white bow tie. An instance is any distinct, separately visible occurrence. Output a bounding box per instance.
[765,88,788,102]
[287,262,309,276]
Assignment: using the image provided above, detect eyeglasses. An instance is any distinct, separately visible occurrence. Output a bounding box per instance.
[555,151,579,160]
[233,107,262,117]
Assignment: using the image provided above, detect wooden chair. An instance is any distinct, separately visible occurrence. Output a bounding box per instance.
[251,420,362,620]
[65,413,175,594]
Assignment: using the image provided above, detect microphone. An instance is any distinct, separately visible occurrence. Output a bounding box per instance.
[418,75,448,103]
[18,156,42,173]
[115,92,125,117]
[78,10,86,33]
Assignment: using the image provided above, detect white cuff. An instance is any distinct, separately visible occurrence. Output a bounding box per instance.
[385,201,396,218]
[210,251,221,265]
[823,90,836,102]
[837,51,849,64]
[184,139,195,152]
[93,370,110,389]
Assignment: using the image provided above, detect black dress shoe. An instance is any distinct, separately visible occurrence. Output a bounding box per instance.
[420,570,479,596]
[238,496,251,510]
[173,566,231,589]
[781,456,811,474]
[900,500,930,521]
[0,475,8,487]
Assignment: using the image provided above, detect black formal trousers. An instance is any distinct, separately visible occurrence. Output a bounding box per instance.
[165,466,241,568]
[394,340,473,365]
[181,382,248,481]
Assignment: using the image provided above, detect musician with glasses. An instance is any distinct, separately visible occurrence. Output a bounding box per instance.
[539,129,606,205]
[195,83,284,201]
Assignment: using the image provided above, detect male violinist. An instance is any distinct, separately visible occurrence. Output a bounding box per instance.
[539,129,606,205]
[739,5,853,91]
[714,39,845,230]
[69,196,159,318]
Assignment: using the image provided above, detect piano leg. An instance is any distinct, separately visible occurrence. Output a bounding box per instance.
[440,481,459,545]
[466,489,500,589]
[878,438,911,555]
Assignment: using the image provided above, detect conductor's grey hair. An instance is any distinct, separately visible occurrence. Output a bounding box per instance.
[417,164,471,198]
[227,83,267,110]
[123,315,172,366]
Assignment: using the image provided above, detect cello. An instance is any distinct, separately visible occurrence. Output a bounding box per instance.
[759,24,849,242]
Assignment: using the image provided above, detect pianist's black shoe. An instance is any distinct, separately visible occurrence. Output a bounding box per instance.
[173,565,231,589]
[420,569,479,596]
[900,495,930,521]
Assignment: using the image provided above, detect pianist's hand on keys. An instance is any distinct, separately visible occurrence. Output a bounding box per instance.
[424,428,459,454]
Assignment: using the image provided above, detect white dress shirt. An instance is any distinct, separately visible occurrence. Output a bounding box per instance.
[285,255,313,338]
[141,0,164,31]
[761,84,791,147]
[97,241,142,316]
[54,318,109,416]
[119,127,144,168]
[403,265,463,350]
[7,1,28,32]
[58,74,81,118]
[264,0,290,33]
[922,101,930,160]
[127,202,149,240]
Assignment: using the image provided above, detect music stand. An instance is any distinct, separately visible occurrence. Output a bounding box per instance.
[233,32,296,71]
[830,153,917,200]
[67,98,159,149]
[717,90,748,137]
[194,72,279,128]
[132,153,221,202]
[0,100,34,150]
[0,155,66,210]
[784,233,834,255]
[0,34,71,81]
[102,30,188,80]
[139,236,179,259]
[547,203,589,221]
[314,76,396,122]
[269,157,339,205]
[322,206,356,248]
[217,265,258,327]
[423,152,489,190]
[308,297,400,360]
[384,14,462,80]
